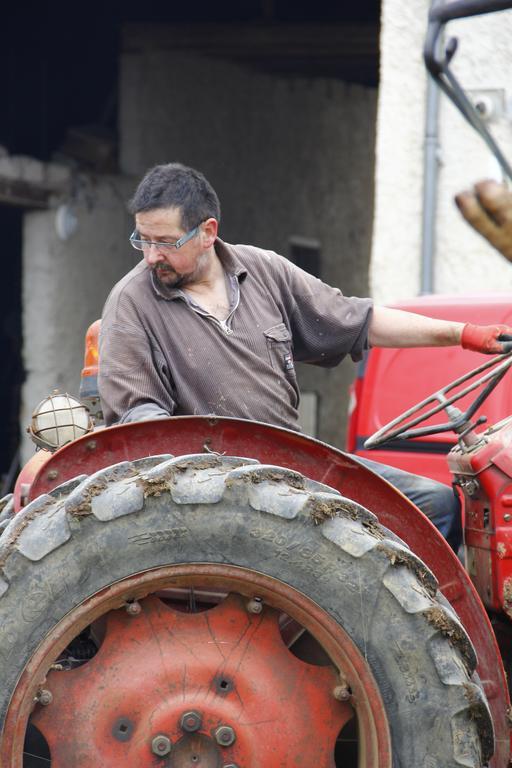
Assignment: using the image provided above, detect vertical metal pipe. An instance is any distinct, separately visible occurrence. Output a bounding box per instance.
[420,72,441,294]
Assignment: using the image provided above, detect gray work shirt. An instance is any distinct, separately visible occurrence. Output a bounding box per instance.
[98,239,373,429]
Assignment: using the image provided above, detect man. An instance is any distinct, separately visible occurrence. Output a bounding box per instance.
[98,162,512,551]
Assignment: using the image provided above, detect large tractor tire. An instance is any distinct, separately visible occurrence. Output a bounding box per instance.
[0,454,493,767]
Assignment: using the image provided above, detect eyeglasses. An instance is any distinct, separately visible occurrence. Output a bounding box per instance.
[129,225,200,253]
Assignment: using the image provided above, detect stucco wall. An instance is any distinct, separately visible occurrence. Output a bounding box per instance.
[372,1,512,303]
[121,49,377,446]
[21,177,133,462]
[436,11,512,293]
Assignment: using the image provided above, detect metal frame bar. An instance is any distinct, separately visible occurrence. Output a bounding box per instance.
[424,0,512,182]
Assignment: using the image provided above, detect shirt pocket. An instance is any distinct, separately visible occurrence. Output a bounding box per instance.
[263,323,295,374]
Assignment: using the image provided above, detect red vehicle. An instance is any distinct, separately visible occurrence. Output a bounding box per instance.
[0,318,511,767]
[348,293,512,486]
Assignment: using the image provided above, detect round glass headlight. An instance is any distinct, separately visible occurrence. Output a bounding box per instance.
[28,392,94,452]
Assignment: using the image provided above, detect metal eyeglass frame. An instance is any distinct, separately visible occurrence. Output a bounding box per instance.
[129,225,200,252]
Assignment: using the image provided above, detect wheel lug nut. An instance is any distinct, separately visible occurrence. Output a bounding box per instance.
[180,710,202,732]
[215,725,236,746]
[151,734,172,756]
[246,597,263,614]
[333,683,351,701]
[36,689,53,706]
[125,600,141,616]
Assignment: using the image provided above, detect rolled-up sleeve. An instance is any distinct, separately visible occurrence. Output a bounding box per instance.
[271,255,373,366]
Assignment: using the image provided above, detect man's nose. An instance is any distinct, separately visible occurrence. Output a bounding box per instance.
[145,244,164,266]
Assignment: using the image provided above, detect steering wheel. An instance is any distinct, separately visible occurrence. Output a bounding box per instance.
[364,350,512,450]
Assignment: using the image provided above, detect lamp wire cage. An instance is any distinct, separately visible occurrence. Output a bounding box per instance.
[28,392,94,452]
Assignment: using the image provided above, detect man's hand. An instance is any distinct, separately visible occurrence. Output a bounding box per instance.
[455,180,512,262]
[461,323,512,354]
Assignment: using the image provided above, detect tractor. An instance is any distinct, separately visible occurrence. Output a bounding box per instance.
[2,324,511,767]
[2,1,512,766]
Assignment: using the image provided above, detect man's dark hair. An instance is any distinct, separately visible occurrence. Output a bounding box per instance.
[129,162,221,229]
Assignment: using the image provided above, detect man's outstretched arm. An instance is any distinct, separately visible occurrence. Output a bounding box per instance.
[369,306,512,354]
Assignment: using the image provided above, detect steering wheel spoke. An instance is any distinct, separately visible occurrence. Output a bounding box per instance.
[364,351,512,449]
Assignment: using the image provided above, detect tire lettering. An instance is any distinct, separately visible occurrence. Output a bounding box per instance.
[128,528,188,546]
[250,526,335,583]
[393,641,421,703]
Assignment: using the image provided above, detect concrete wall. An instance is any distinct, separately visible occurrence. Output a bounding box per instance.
[372,0,512,304]
[21,176,133,462]
[121,49,377,446]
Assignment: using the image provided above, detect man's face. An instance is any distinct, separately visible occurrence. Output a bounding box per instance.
[134,206,209,288]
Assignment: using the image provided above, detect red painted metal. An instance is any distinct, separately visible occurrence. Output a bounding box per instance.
[13,449,51,510]
[2,565,392,767]
[448,418,512,619]
[22,416,511,766]
[32,594,348,765]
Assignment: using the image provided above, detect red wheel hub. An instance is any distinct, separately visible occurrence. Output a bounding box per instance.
[2,565,392,767]
[32,593,349,765]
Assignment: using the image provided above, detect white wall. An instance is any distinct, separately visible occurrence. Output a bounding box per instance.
[21,176,133,462]
[371,0,429,303]
[436,11,512,293]
[372,1,512,303]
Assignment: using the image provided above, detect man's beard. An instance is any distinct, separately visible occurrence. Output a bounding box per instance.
[153,252,209,289]
[153,265,189,288]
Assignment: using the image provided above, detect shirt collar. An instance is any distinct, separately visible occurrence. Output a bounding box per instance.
[149,237,248,300]
[215,238,248,282]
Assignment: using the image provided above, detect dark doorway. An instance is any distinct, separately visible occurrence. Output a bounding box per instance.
[0,206,23,494]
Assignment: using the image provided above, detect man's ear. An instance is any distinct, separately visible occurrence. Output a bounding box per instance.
[201,217,218,248]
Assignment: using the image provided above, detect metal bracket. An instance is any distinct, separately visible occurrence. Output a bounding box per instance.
[424,0,512,181]
[467,88,508,123]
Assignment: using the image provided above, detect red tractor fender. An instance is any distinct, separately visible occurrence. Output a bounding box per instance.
[23,415,510,762]
[13,448,52,510]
